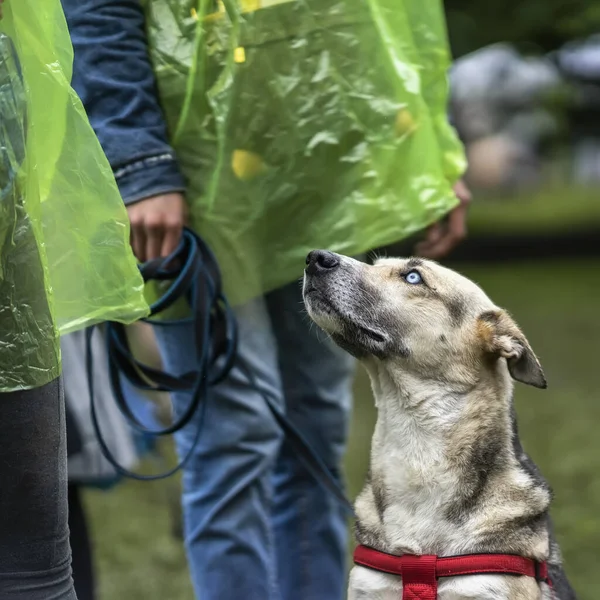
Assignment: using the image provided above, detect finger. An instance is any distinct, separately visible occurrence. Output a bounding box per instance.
[453,179,472,204]
[424,222,444,246]
[144,219,164,262]
[130,224,147,263]
[447,201,468,242]
[416,236,453,260]
[425,205,468,259]
[414,222,445,257]
[161,221,184,258]
[127,205,147,263]
[415,237,449,259]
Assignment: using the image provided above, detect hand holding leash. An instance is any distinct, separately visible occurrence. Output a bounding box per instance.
[127,192,188,263]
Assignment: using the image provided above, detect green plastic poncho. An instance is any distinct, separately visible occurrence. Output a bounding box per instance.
[143,0,466,306]
[0,0,148,391]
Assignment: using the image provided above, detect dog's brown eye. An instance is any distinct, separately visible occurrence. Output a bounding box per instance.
[403,270,423,285]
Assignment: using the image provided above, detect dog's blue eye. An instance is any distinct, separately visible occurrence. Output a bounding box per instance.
[404,270,422,285]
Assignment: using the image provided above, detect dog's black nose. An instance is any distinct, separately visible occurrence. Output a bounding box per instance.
[305,250,340,275]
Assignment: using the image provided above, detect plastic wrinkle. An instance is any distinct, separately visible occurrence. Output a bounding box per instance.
[0,2,148,392]
[144,0,466,306]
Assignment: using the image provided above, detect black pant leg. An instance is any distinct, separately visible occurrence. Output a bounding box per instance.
[0,377,78,599]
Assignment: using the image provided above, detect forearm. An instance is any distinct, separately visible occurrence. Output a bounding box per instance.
[61,0,185,203]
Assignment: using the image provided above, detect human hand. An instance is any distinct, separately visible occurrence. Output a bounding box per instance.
[127,193,188,263]
[414,179,471,260]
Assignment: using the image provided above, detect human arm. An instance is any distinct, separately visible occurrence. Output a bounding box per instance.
[61,0,187,261]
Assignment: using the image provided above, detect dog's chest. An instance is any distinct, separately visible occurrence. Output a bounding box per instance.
[348,566,546,600]
[368,439,470,553]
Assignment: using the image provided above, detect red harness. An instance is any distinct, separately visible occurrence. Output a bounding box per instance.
[354,545,552,600]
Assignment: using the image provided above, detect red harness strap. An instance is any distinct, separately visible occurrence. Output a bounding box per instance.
[354,545,552,600]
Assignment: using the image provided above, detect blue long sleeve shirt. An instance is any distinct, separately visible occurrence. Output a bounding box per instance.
[61,0,186,204]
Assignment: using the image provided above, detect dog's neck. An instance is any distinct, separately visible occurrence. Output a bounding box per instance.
[355,360,551,560]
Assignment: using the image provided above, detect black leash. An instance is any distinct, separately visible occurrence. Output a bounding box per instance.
[86,228,354,515]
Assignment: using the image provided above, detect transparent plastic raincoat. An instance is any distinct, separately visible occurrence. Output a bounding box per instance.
[0,0,148,391]
[143,0,466,306]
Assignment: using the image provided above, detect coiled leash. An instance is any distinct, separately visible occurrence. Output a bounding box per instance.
[86,228,354,515]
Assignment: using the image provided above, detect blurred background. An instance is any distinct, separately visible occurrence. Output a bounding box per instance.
[81,2,600,598]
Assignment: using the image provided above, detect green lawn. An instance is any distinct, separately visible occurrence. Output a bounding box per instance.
[468,186,600,235]
[85,259,600,600]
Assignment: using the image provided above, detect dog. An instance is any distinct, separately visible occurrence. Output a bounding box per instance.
[303,250,577,600]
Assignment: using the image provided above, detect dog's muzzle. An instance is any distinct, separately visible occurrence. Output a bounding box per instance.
[305,249,340,276]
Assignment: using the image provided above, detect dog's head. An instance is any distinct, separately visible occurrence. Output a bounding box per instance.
[303,251,546,390]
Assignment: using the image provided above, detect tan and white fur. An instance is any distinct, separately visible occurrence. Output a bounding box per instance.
[303,251,576,600]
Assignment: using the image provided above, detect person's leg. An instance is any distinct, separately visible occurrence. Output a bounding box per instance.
[68,485,95,600]
[267,281,356,600]
[153,297,284,600]
[0,377,77,600]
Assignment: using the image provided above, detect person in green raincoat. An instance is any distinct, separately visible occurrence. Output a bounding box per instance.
[61,0,469,598]
[0,1,146,597]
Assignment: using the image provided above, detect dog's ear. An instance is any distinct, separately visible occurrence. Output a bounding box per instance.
[478,310,547,389]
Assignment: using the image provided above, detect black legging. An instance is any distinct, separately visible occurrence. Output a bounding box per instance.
[68,485,95,600]
[0,377,78,599]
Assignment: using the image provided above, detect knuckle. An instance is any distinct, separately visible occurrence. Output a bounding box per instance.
[144,216,164,231]
[165,215,184,229]
[129,213,143,227]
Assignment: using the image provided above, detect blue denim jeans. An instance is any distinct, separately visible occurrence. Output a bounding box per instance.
[154,280,355,600]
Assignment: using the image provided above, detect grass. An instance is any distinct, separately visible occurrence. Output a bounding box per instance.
[467,186,600,234]
[85,259,600,600]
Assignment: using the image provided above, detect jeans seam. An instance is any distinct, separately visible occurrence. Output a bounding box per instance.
[299,486,312,599]
[266,458,279,600]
